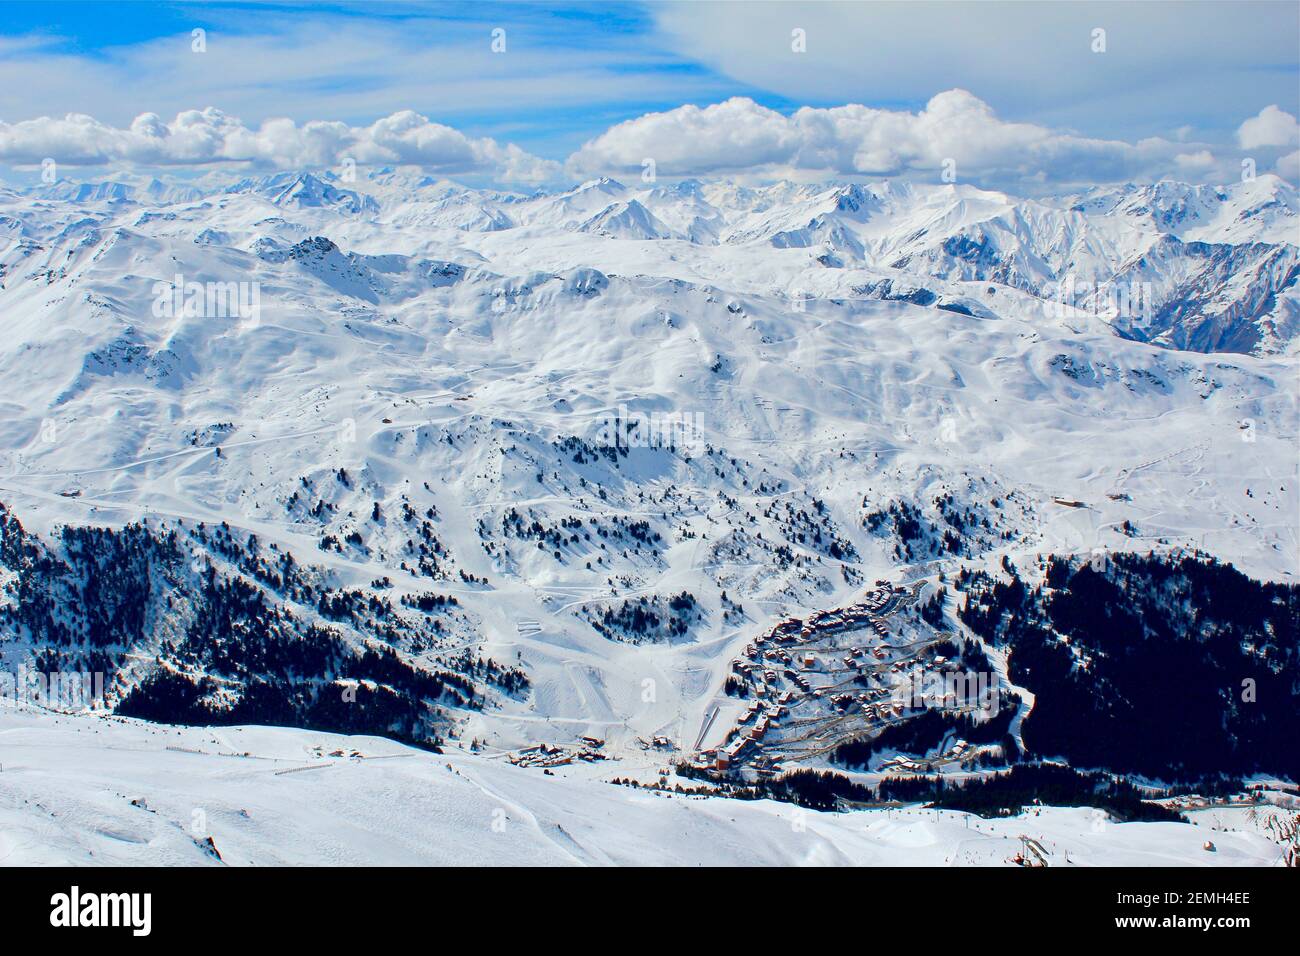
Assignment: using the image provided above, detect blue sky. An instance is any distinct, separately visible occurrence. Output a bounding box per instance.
[1,1,1297,188]
[0,1,771,156]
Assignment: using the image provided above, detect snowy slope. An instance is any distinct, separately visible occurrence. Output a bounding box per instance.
[0,171,1296,821]
[0,703,1286,866]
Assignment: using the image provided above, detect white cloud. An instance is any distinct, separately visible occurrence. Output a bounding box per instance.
[1173,150,1216,170]
[0,3,1294,191]
[3,96,1292,192]
[1278,149,1300,180]
[1237,105,1300,149]
[0,109,561,183]
[650,1,1300,144]
[566,92,1239,187]
[0,14,729,150]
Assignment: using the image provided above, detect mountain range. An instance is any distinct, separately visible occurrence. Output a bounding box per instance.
[0,167,1296,863]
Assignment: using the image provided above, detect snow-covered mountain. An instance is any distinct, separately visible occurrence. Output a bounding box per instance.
[12,169,1293,352]
[0,169,1296,864]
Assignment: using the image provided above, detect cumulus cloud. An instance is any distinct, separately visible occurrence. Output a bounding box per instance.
[1236,105,1300,149]
[4,95,1294,191]
[565,92,1237,187]
[0,109,561,183]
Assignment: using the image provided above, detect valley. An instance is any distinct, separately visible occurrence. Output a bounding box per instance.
[0,168,1296,864]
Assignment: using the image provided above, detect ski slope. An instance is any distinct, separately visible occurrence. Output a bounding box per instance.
[0,703,1286,867]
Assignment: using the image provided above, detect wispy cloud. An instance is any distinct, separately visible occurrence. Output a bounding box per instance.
[0,5,733,154]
